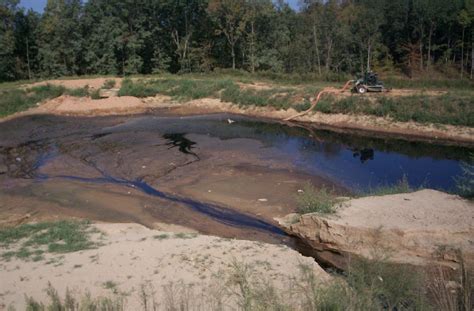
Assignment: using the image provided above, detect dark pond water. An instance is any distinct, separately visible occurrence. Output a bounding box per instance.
[103,114,472,192]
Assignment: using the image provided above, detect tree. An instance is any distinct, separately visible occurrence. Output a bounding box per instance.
[0,0,19,81]
[208,0,248,70]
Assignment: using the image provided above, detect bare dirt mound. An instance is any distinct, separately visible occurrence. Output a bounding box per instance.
[278,190,474,270]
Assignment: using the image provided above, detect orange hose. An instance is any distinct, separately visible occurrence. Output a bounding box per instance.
[284,80,354,121]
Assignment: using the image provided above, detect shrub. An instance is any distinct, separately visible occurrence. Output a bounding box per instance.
[103,79,116,89]
[296,183,341,214]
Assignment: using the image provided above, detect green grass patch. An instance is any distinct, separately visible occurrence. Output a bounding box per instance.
[153,233,169,240]
[221,84,293,110]
[296,183,342,214]
[0,220,98,261]
[362,175,415,197]
[173,232,198,239]
[64,86,90,97]
[119,77,235,100]
[314,94,474,127]
[0,83,96,117]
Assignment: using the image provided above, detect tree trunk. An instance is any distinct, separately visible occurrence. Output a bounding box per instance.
[250,21,255,73]
[461,26,465,79]
[325,37,333,71]
[231,44,236,70]
[471,32,473,79]
[419,25,424,71]
[26,38,31,80]
[367,40,371,71]
[312,24,321,75]
[427,22,434,68]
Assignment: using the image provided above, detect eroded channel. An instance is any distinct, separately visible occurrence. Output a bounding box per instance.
[0,113,471,245]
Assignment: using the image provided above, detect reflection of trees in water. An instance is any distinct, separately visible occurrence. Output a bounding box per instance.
[163,133,199,159]
[351,148,374,163]
[239,120,471,162]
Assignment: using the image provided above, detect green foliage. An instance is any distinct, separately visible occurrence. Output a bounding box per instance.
[0,84,66,117]
[314,94,474,127]
[363,175,415,196]
[296,183,341,214]
[221,84,293,110]
[2,0,473,81]
[119,78,235,100]
[0,220,97,261]
[65,86,90,97]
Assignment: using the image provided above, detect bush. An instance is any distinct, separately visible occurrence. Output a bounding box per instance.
[103,79,116,89]
[296,183,341,214]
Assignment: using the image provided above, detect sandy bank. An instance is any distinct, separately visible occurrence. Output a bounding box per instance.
[278,190,474,270]
[0,223,328,310]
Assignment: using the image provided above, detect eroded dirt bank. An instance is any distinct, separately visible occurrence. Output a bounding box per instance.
[278,190,474,270]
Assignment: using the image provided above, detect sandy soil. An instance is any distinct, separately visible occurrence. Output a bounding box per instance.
[0,223,328,310]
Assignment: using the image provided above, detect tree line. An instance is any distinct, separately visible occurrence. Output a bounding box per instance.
[1,0,473,82]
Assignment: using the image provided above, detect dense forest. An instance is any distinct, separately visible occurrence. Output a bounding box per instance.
[1,0,473,82]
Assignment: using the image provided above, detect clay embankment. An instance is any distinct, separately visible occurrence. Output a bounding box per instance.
[277,190,474,270]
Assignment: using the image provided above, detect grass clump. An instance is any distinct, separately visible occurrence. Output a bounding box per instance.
[153,233,169,240]
[65,86,90,97]
[25,283,125,311]
[0,220,97,261]
[296,183,341,214]
[363,175,414,196]
[173,232,198,239]
[102,79,116,89]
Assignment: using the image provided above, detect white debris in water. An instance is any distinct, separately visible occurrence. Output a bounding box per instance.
[297,189,304,193]
[227,118,235,124]
[258,198,268,202]
[208,190,212,193]
[142,165,146,169]
[15,157,21,162]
